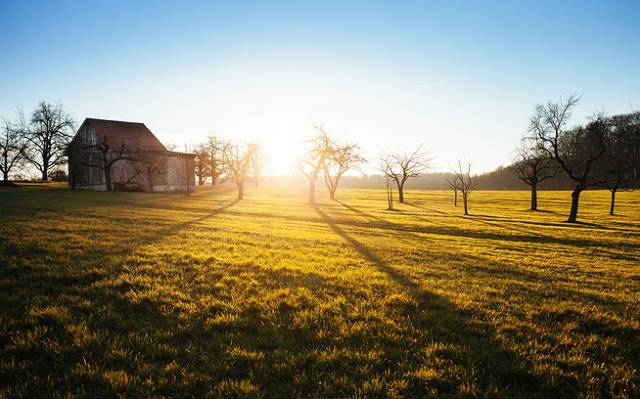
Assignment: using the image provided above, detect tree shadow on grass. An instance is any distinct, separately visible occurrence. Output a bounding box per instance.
[233,205,639,256]
[311,204,563,397]
[403,201,448,215]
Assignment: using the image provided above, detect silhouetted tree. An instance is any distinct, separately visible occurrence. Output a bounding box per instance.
[250,143,266,188]
[223,141,256,200]
[0,119,26,182]
[323,143,365,200]
[512,141,558,210]
[529,96,608,223]
[452,160,476,215]
[206,134,225,186]
[67,136,136,191]
[379,145,431,203]
[298,126,333,204]
[22,101,75,180]
[598,112,640,215]
[385,177,394,210]
[133,147,166,192]
[444,174,459,206]
[193,143,210,186]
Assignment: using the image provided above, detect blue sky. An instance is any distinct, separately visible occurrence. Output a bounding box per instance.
[1,0,639,174]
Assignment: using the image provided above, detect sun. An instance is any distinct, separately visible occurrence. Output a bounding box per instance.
[263,138,305,176]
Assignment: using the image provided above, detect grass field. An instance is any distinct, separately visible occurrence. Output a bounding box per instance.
[1,184,639,398]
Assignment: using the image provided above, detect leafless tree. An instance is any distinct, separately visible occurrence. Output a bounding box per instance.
[385,177,394,210]
[511,141,558,211]
[67,136,137,191]
[444,174,459,206]
[223,141,256,200]
[298,126,333,204]
[206,134,225,186]
[133,148,167,192]
[379,145,431,203]
[529,95,608,222]
[452,160,476,215]
[22,101,75,180]
[323,143,365,200]
[0,119,26,182]
[250,143,266,188]
[193,143,210,186]
[598,112,640,215]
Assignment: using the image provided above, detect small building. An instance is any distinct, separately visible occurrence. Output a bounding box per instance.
[68,118,195,192]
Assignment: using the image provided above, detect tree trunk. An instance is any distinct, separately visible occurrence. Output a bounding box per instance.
[308,179,316,204]
[105,169,112,191]
[530,182,537,211]
[2,152,7,181]
[567,187,582,223]
[211,175,216,186]
[453,188,457,206]
[609,189,616,216]
[329,186,336,200]
[237,183,244,200]
[397,183,405,203]
[463,192,469,215]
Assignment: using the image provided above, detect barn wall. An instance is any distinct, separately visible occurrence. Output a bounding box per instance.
[68,124,107,189]
[68,121,195,193]
[151,155,195,192]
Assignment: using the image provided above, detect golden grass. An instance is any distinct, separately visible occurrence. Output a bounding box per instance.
[1,184,639,398]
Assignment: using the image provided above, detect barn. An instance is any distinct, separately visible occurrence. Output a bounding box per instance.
[68,118,195,192]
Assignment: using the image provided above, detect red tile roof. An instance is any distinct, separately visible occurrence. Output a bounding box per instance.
[81,118,167,152]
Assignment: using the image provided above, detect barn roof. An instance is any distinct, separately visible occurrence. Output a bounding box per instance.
[79,118,167,152]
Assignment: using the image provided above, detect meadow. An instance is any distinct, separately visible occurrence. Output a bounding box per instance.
[0,184,639,398]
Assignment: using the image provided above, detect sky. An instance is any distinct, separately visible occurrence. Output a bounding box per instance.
[1,0,639,175]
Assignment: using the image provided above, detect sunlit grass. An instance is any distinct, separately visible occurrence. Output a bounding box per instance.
[1,184,639,398]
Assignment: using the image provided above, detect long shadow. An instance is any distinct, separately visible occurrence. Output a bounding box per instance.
[216,208,640,255]
[314,204,417,289]
[314,203,637,309]
[404,201,448,215]
[466,215,551,239]
[311,204,556,397]
[472,213,640,236]
[333,199,392,225]
[106,198,240,257]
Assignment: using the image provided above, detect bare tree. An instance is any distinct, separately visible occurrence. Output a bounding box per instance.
[444,174,459,206]
[250,143,266,188]
[223,141,256,200]
[452,160,476,215]
[323,143,365,200]
[529,95,608,223]
[132,147,168,193]
[67,136,136,191]
[298,126,333,204]
[206,134,225,186]
[0,119,26,182]
[385,177,394,210]
[512,141,558,211]
[598,112,640,215]
[379,145,431,203]
[193,143,210,186]
[22,102,75,180]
